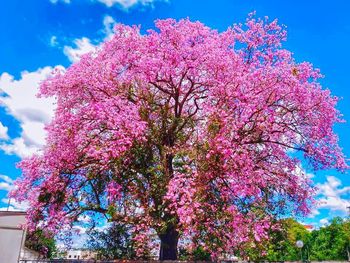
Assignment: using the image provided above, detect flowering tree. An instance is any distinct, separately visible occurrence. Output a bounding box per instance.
[12,15,347,260]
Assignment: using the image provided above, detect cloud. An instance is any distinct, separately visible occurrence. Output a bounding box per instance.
[103,15,117,37]
[316,176,350,214]
[0,175,13,184]
[50,36,59,47]
[63,37,96,63]
[63,16,117,62]
[72,225,88,234]
[319,218,329,226]
[0,206,18,211]
[49,0,71,4]
[49,0,163,9]
[97,0,160,8]
[0,198,29,212]
[78,214,92,224]
[0,122,9,140]
[308,208,320,218]
[294,164,314,179]
[1,137,41,158]
[0,174,13,192]
[0,175,15,211]
[0,67,60,157]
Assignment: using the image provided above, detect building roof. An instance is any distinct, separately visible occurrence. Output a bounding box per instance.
[304,224,314,230]
[0,211,27,217]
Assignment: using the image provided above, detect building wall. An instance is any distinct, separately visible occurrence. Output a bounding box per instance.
[20,247,40,260]
[0,211,27,263]
[66,250,83,260]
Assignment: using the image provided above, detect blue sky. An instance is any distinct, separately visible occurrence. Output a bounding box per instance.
[0,0,349,229]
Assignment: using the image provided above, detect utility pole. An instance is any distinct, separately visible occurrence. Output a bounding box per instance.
[6,198,11,211]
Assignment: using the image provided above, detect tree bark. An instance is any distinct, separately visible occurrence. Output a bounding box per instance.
[159,225,179,260]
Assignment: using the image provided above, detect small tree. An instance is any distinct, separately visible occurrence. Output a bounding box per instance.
[86,223,136,259]
[25,229,57,259]
[12,15,347,260]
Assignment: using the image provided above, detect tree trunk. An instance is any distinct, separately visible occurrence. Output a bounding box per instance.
[159,225,179,260]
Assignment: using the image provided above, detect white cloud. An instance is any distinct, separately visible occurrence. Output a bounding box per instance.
[316,176,350,214]
[0,67,60,158]
[72,225,88,234]
[63,37,96,63]
[50,35,59,47]
[103,15,117,38]
[0,175,13,184]
[0,206,19,211]
[49,0,164,9]
[0,122,9,140]
[0,182,12,192]
[1,137,41,158]
[319,218,329,226]
[308,208,320,218]
[97,0,158,8]
[0,198,29,212]
[78,214,92,224]
[294,164,314,179]
[49,0,71,4]
[0,175,14,192]
[63,16,117,63]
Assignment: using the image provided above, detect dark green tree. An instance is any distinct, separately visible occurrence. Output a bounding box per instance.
[85,222,136,259]
[309,217,350,260]
[243,217,350,261]
[178,246,211,261]
[344,218,350,261]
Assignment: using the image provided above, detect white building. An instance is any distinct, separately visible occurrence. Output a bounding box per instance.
[20,247,41,260]
[66,250,97,260]
[67,250,83,260]
[0,211,27,263]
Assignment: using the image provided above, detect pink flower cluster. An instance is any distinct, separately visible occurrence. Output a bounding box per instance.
[106,182,122,202]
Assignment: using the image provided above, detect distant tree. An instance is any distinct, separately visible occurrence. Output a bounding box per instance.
[25,229,57,259]
[178,245,211,261]
[344,218,350,261]
[85,222,136,260]
[309,217,350,260]
[243,217,350,261]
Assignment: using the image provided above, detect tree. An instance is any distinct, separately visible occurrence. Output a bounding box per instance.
[85,222,136,259]
[11,15,347,260]
[243,217,350,261]
[309,217,350,260]
[344,218,350,261]
[241,218,311,261]
[25,229,57,259]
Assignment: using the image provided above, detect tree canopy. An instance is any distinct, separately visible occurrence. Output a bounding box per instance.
[12,15,347,260]
[85,222,136,260]
[243,217,350,261]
